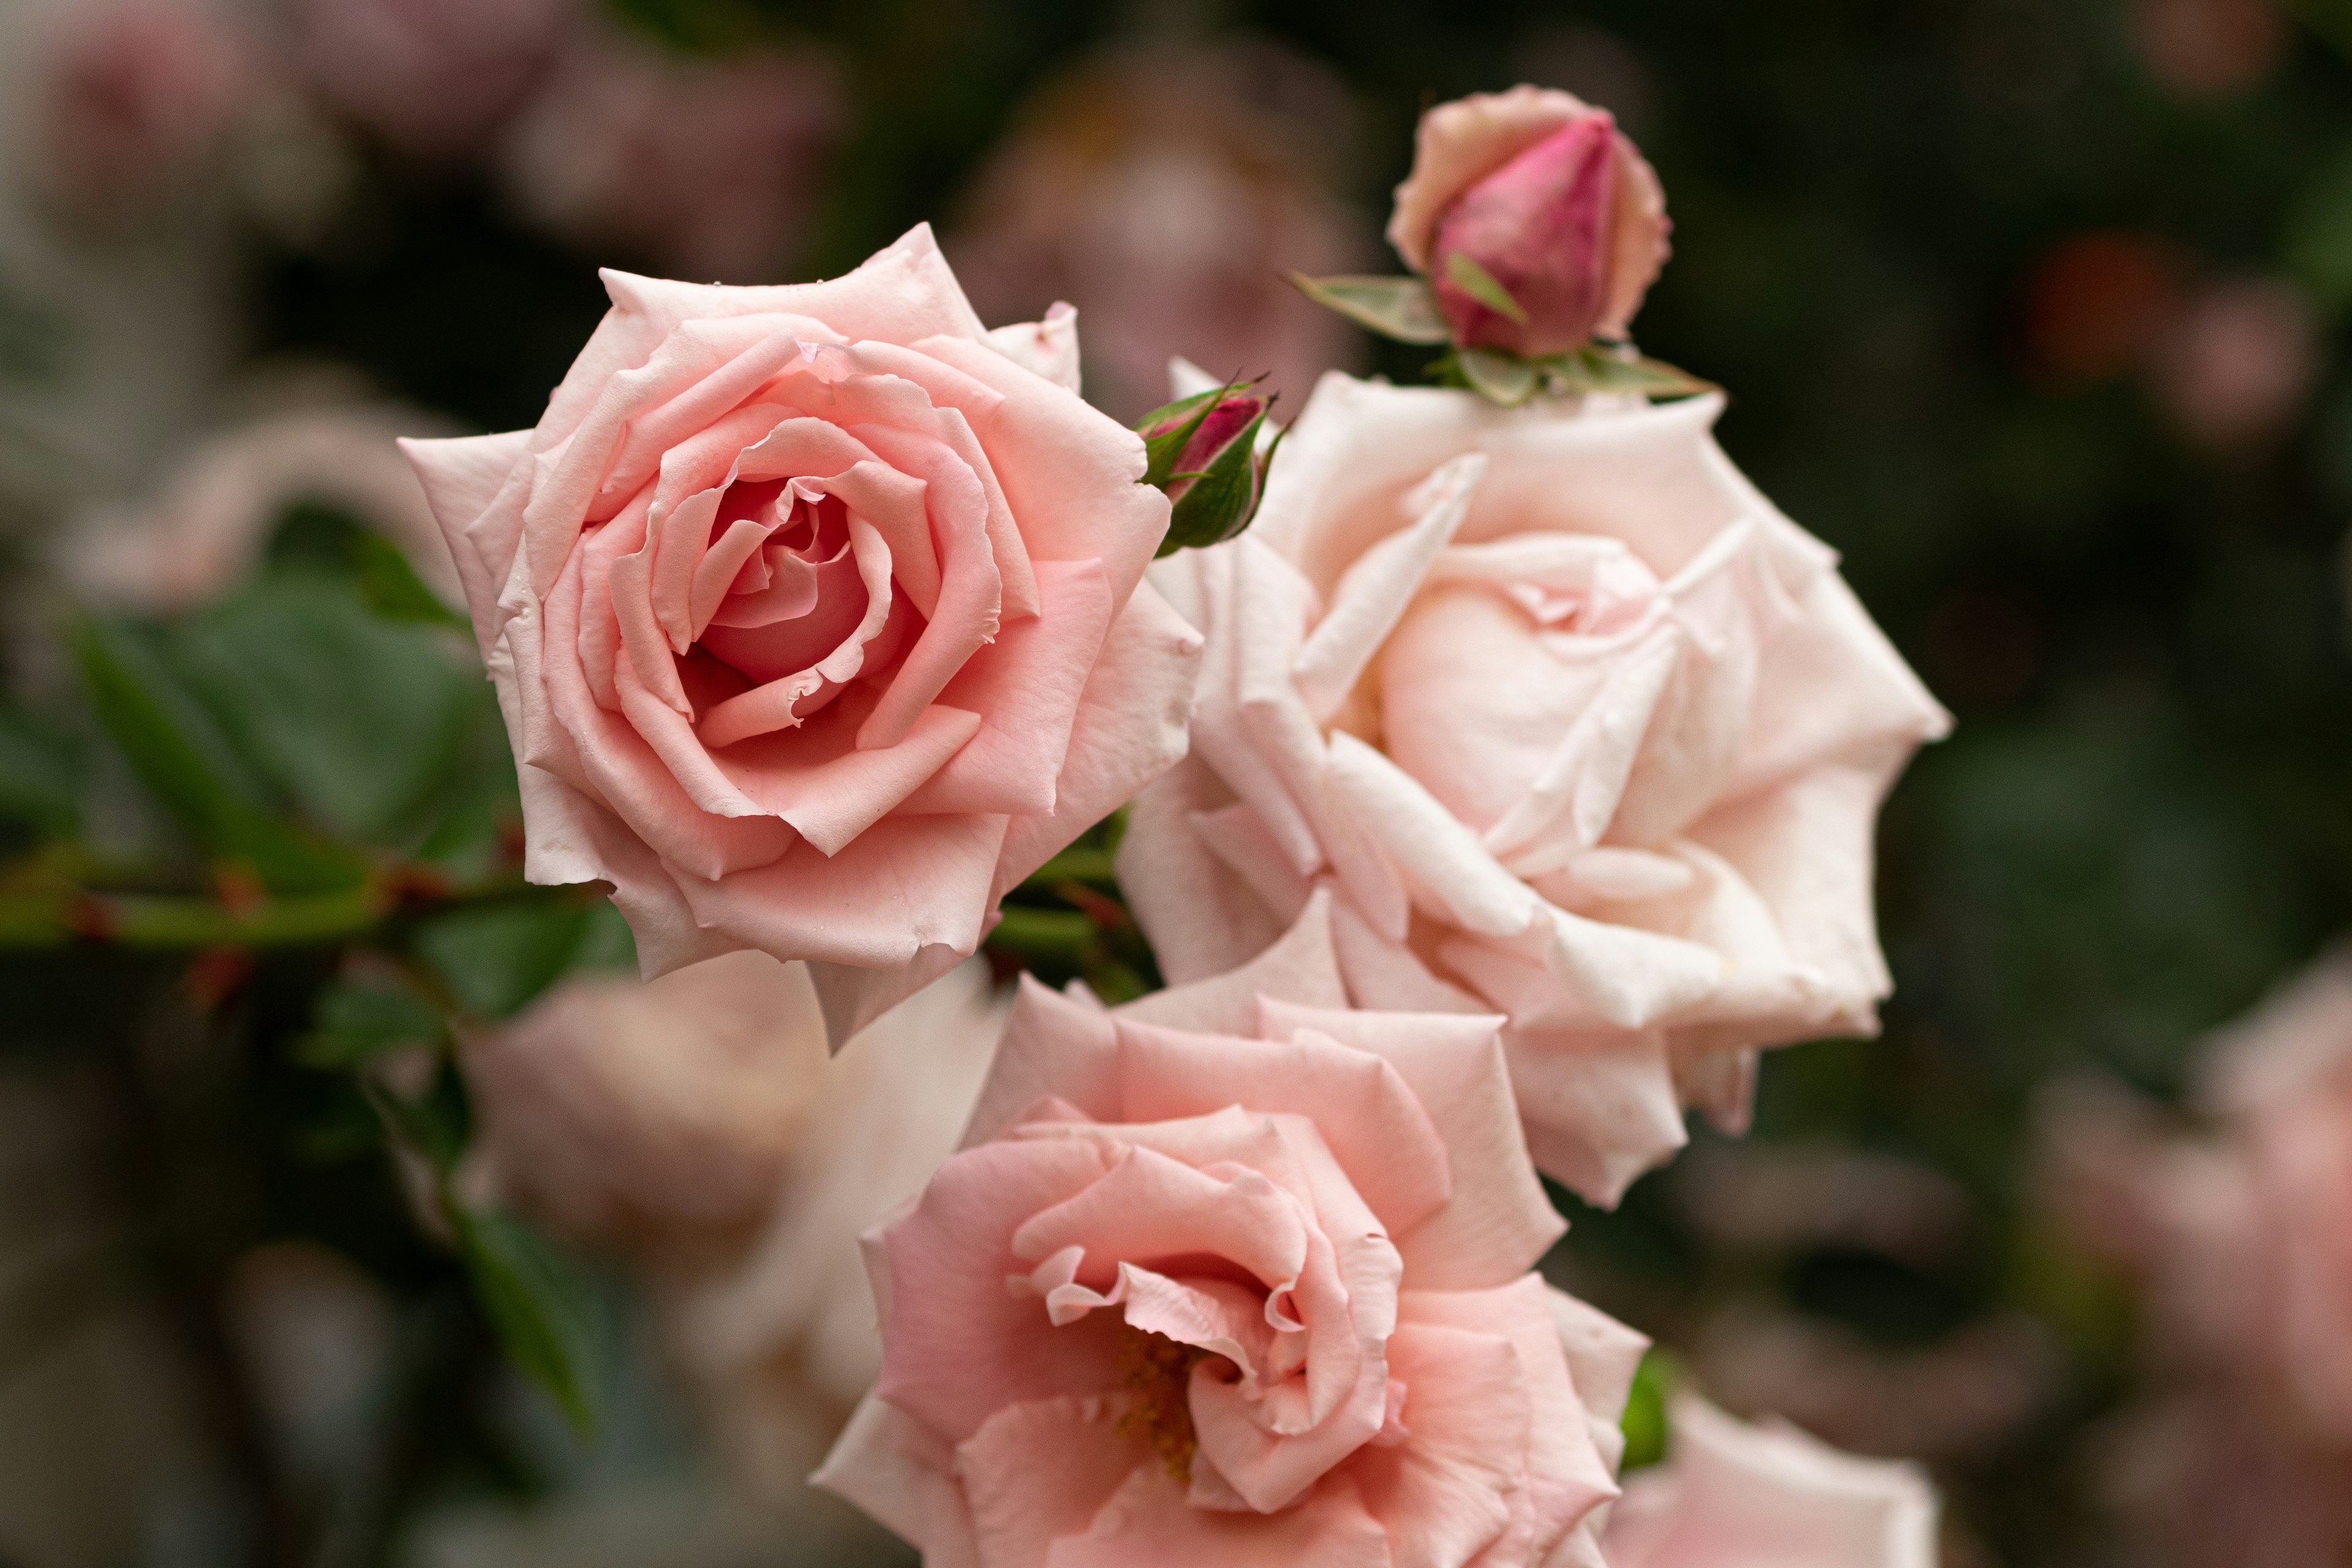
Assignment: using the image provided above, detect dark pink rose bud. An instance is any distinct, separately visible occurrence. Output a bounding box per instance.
[1388,86,1672,358]
[1136,383,1276,553]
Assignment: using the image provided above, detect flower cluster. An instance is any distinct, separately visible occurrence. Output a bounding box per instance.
[403,83,1945,1567]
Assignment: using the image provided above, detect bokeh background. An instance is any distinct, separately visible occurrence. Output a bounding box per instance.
[2,1,2350,1566]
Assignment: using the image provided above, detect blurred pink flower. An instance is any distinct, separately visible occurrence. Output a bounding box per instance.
[286,0,568,159]
[948,42,1372,421]
[1605,1395,1939,1568]
[2040,947,2352,1563]
[2149,276,2322,449]
[2132,0,2290,99]
[496,23,842,282]
[66,401,464,611]
[30,0,256,224]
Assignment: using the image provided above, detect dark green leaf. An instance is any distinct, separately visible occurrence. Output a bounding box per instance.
[413,895,624,1019]
[1287,274,1452,345]
[1443,252,1531,325]
[363,1057,471,1172]
[454,1206,603,1434]
[71,614,368,892]
[173,571,481,845]
[0,709,83,835]
[300,979,447,1066]
[349,530,467,628]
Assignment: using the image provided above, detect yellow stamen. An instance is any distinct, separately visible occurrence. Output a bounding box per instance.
[1113,1325,1207,1482]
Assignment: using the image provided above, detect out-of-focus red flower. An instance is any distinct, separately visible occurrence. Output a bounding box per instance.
[948,41,1373,421]
[2132,0,2290,99]
[495,23,842,283]
[2020,232,2188,385]
[32,0,255,224]
[2149,276,2322,449]
[287,0,568,159]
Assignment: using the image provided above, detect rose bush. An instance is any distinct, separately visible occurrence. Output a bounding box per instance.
[815,891,1648,1567]
[1119,372,1948,1202]
[1387,85,1672,358]
[402,226,1202,1041]
[1604,1395,1939,1568]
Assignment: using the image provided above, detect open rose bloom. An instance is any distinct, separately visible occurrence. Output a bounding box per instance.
[816,891,1649,1567]
[402,227,1202,1040]
[1605,1395,1939,1568]
[1120,375,1950,1202]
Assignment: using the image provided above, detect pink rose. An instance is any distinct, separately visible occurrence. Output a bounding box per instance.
[816,889,1649,1567]
[1118,372,1949,1203]
[32,0,255,224]
[401,227,1202,1043]
[496,21,843,284]
[1387,86,1672,357]
[288,0,568,159]
[1604,1395,1939,1568]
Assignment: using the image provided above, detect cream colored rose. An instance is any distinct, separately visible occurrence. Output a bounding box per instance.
[1118,372,1948,1203]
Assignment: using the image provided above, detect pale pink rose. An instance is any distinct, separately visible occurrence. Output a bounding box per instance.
[401,228,1201,1044]
[287,0,569,159]
[1605,1395,1939,1568]
[1387,86,1671,356]
[68,402,464,611]
[1118,373,1950,1204]
[497,21,842,284]
[31,0,256,223]
[948,42,1371,422]
[465,948,1010,1498]
[816,889,1649,1568]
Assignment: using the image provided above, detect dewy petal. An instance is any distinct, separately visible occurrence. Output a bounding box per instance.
[1291,453,1483,725]
[1254,1000,1563,1289]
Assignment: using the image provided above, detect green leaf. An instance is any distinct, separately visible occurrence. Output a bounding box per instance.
[349,530,467,628]
[988,905,1097,956]
[1543,347,1721,400]
[363,1056,472,1173]
[1443,252,1531,325]
[0,708,83,835]
[414,896,626,1019]
[1456,347,1540,407]
[172,571,483,846]
[300,979,447,1066]
[453,1205,603,1435]
[1287,274,1453,345]
[71,614,368,892]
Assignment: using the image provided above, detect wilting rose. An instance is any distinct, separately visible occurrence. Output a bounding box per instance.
[1387,86,1671,358]
[31,0,255,224]
[1118,372,1949,1203]
[948,41,1371,421]
[816,889,1648,1567]
[68,402,464,611]
[402,227,1201,1042]
[286,0,567,159]
[1605,1395,1939,1568]
[497,20,842,284]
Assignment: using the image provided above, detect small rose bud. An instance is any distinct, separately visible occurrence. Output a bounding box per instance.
[1136,383,1276,555]
[1388,86,1672,358]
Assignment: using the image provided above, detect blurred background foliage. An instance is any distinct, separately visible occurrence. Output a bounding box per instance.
[1,1,2350,1566]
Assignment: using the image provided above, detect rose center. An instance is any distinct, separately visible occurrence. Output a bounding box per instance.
[1114,1325,1207,1482]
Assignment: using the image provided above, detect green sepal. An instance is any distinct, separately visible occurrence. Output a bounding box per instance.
[1136,386,1226,489]
[1444,252,1531,325]
[1287,273,1452,345]
[1157,403,1273,556]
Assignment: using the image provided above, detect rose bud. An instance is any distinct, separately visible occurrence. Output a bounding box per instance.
[1388,86,1673,358]
[1136,382,1276,555]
